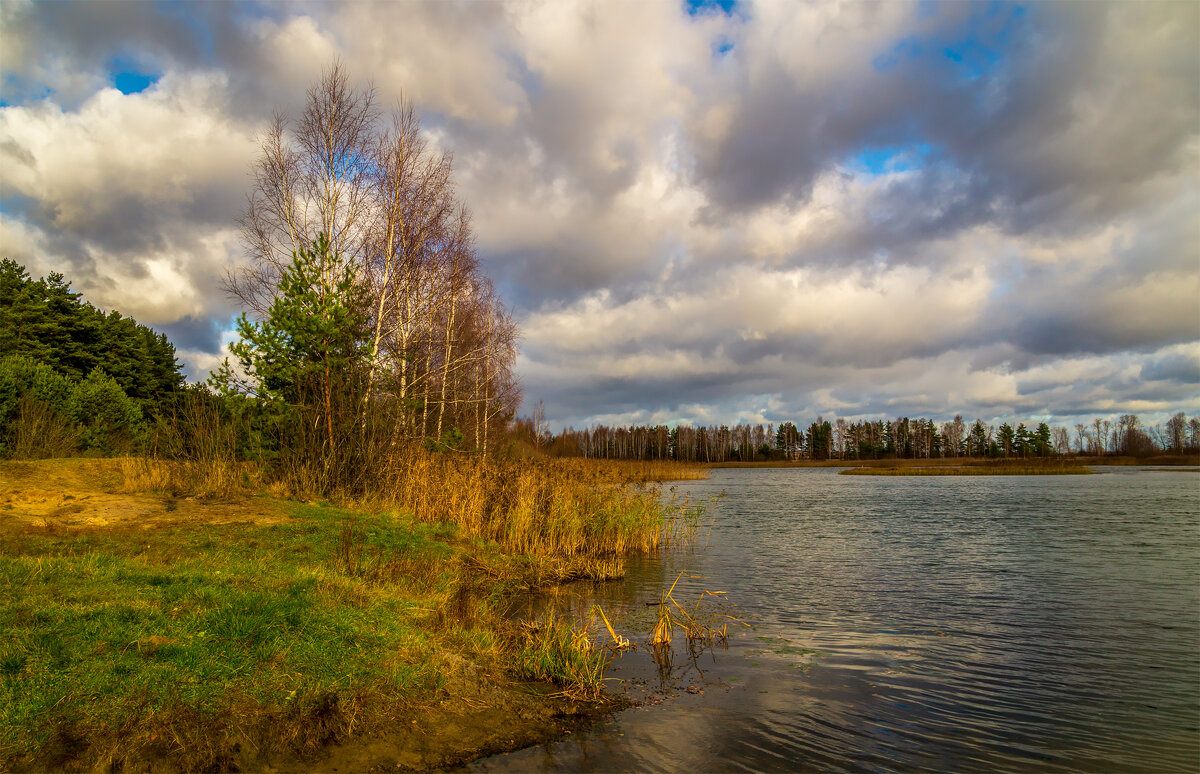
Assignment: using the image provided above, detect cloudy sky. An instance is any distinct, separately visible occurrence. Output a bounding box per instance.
[2,0,1197,429]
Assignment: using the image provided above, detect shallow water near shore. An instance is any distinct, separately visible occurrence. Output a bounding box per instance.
[461,466,1200,773]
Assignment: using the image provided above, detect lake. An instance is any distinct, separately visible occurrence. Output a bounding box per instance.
[464,467,1200,773]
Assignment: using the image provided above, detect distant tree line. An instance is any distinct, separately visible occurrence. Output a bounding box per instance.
[540,412,1200,463]
[0,258,186,456]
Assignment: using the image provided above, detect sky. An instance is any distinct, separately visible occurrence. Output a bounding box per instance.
[1,0,1198,430]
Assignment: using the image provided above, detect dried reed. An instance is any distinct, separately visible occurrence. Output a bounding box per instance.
[369,449,706,567]
[648,572,747,650]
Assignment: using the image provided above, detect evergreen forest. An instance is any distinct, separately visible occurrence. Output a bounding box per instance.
[0,258,185,457]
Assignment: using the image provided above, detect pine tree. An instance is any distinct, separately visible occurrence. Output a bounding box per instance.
[211,234,369,489]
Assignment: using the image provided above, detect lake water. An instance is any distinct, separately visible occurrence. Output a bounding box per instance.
[464,467,1199,773]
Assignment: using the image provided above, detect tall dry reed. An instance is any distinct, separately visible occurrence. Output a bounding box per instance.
[371,449,706,562]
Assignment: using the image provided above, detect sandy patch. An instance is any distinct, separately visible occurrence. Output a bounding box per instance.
[0,458,292,532]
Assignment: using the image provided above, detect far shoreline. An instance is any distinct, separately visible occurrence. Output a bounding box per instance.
[702,455,1200,469]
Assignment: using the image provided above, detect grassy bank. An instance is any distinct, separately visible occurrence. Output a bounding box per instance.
[1075,454,1200,467]
[0,456,706,772]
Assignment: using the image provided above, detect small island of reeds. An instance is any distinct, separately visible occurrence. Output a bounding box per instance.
[840,460,1093,476]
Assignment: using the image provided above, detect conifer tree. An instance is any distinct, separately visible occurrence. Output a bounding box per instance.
[211,234,369,488]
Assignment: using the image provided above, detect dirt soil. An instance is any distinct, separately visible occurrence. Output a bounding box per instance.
[287,677,616,773]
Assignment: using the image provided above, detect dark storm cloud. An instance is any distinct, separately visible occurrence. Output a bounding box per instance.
[1007,312,1191,359]
[158,315,227,355]
[985,258,1199,359]
[547,372,740,419]
[1141,354,1200,385]
[27,191,233,256]
[693,3,1198,240]
[7,1,205,74]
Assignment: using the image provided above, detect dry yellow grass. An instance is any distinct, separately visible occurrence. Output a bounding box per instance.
[111,451,709,573]
[365,450,707,565]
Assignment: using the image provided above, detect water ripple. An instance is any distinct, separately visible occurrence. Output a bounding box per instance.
[466,468,1199,774]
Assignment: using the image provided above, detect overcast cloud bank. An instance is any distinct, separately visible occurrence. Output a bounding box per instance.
[2,0,1197,428]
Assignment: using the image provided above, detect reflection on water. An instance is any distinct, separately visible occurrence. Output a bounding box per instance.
[465,468,1200,773]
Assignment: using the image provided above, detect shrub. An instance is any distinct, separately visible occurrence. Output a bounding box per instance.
[0,356,80,457]
[72,368,145,455]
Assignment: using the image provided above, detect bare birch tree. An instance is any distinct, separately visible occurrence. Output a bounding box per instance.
[225,62,519,451]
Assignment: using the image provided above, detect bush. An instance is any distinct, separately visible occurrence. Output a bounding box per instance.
[0,355,78,420]
[72,368,145,455]
[0,356,80,457]
[9,396,80,459]
[0,356,146,458]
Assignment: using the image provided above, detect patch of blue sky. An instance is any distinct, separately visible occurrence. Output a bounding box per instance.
[685,0,737,17]
[1,73,53,106]
[872,35,924,72]
[915,0,939,21]
[987,277,1014,301]
[941,33,1003,81]
[108,55,159,95]
[874,1,1027,81]
[849,143,934,176]
[504,51,543,101]
[0,193,38,220]
[112,70,158,95]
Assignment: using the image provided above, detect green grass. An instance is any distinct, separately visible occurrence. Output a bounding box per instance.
[0,502,570,771]
[510,612,607,698]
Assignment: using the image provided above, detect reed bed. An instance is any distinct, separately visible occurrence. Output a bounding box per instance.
[119,450,710,583]
[592,459,710,482]
[116,451,714,700]
[369,450,707,566]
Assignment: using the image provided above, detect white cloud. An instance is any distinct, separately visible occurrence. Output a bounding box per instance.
[1,71,257,229]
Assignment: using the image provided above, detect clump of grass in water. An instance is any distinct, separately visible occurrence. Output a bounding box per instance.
[508,601,644,702]
[649,572,748,650]
[511,611,607,700]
